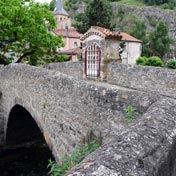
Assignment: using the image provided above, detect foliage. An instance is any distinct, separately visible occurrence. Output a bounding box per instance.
[145,56,163,66]
[48,140,100,176]
[166,58,176,69]
[128,20,151,57]
[73,0,114,33]
[0,0,64,66]
[136,56,163,67]
[49,0,56,11]
[149,21,173,58]
[124,105,138,124]
[136,56,147,65]
[143,0,176,6]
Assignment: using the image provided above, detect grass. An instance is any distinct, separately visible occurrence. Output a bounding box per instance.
[112,0,146,6]
[47,140,100,176]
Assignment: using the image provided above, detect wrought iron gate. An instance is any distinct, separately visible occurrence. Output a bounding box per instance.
[85,43,101,78]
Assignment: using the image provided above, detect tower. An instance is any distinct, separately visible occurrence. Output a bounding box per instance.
[53,0,71,29]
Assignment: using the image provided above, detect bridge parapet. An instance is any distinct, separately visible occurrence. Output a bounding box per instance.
[0,63,159,161]
[66,97,176,176]
[43,61,83,79]
[108,63,176,98]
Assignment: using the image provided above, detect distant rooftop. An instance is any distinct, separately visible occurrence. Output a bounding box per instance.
[53,28,83,38]
[53,0,69,16]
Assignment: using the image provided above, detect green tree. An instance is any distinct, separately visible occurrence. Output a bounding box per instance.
[149,21,172,58]
[49,0,56,11]
[0,0,64,65]
[74,0,114,33]
[129,20,151,57]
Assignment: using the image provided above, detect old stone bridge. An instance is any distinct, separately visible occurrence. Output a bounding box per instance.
[1,62,176,176]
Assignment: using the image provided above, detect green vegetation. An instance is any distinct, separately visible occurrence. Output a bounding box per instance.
[149,21,173,59]
[136,56,163,66]
[49,0,56,11]
[124,105,138,124]
[0,0,65,66]
[166,59,176,69]
[146,56,164,66]
[128,21,172,58]
[63,0,175,10]
[136,56,147,65]
[73,0,114,33]
[48,140,100,176]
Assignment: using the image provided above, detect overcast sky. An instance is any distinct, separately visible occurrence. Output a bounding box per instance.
[35,0,51,3]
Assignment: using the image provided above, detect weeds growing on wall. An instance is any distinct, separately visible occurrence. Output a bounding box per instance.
[48,140,100,176]
[124,105,138,124]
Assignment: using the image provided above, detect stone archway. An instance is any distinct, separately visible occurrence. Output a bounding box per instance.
[6,104,44,146]
[1,104,55,175]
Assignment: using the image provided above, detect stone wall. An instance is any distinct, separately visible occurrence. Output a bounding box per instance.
[0,63,158,161]
[108,63,176,97]
[43,61,83,79]
[66,97,176,176]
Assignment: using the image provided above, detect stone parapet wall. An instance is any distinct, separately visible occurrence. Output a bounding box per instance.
[108,63,176,97]
[66,97,176,176]
[43,61,83,79]
[0,63,158,161]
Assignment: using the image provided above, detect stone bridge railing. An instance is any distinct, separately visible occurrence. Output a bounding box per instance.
[0,63,158,162]
[66,97,176,176]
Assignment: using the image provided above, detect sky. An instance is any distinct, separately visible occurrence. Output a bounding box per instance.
[34,0,51,3]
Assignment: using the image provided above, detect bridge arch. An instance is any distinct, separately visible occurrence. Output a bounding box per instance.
[6,104,44,146]
[4,101,57,160]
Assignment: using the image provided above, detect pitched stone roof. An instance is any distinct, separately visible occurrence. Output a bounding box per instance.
[53,0,69,16]
[121,32,142,43]
[53,28,83,38]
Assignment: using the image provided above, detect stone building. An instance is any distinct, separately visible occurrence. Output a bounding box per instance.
[120,32,142,64]
[53,0,71,29]
[81,26,122,79]
[52,0,82,61]
[81,26,142,79]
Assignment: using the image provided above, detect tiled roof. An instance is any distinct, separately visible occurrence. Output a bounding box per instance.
[59,47,81,55]
[121,32,142,43]
[53,28,83,38]
[92,26,121,39]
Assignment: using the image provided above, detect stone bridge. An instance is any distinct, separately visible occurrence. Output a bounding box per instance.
[1,62,176,175]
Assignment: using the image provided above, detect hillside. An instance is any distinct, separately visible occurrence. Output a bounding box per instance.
[63,0,176,42]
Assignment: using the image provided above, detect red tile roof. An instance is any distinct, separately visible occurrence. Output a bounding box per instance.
[92,26,121,39]
[121,32,142,43]
[82,26,141,43]
[58,47,81,55]
[53,28,82,38]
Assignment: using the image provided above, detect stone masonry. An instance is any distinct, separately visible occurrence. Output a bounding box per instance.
[1,62,176,175]
[0,63,158,162]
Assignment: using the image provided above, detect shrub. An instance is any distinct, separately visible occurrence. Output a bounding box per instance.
[136,56,147,66]
[166,58,176,69]
[145,56,163,67]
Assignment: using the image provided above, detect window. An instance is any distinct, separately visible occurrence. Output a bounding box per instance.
[74,42,78,48]
[85,43,101,78]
